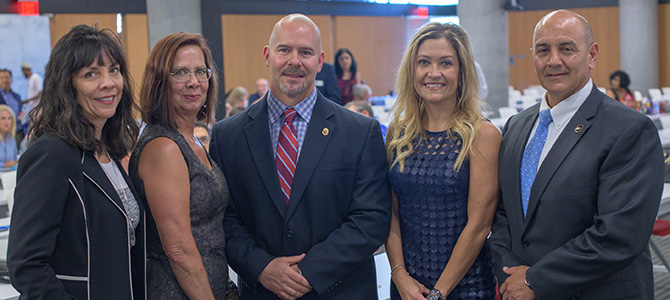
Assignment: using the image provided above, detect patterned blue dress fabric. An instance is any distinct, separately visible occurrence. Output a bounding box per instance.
[389,130,495,299]
[520,109,552,217]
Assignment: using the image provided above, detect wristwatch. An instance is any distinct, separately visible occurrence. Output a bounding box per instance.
[427,289,444,300]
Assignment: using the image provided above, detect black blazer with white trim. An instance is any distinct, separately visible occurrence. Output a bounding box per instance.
[7,133,146,300]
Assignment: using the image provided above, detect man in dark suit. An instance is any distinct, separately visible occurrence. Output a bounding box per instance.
[490,10,664,300]
[249,77,269,105]
[0,68,24,137]
[315,62,341,104]
[210,13,391,300]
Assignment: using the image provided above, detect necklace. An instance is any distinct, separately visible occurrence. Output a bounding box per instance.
[100,151,130,206]
[99,151,139,245]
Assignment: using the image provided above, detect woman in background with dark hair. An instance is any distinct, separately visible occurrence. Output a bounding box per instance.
[607,70,637,109]
[7,24,144,299]
[129,32,228,299]
[335,47,364,105]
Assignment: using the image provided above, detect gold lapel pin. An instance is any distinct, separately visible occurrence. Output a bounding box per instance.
[574,124,583,133]
[322,128,329,136]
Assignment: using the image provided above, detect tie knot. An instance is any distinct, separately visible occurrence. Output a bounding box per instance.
[284,108,297,123]
[538,109,552,127]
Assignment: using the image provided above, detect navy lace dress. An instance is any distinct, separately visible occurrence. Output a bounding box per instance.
[389,130,495,300]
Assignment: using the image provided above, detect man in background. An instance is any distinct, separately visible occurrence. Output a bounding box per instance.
[345,99,387,141]
[21,62,42,131]
[249,77,269,105]
[315,62,341,104]
[0,69,23,142]
[351,83,372,102]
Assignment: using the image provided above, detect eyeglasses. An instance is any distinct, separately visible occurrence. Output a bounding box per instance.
[170,68,212,82]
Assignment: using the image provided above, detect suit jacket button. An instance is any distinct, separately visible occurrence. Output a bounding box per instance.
[522,240,529,247]
[286,230,294,238]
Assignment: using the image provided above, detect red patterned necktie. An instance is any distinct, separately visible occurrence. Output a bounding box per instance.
[276,108,298,206]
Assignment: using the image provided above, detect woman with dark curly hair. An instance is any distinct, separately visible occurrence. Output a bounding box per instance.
[7,24,144,299]
[335,47,364,105]
[607,70,637,109]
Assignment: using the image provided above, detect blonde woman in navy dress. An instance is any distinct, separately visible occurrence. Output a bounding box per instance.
[385,23,501,300]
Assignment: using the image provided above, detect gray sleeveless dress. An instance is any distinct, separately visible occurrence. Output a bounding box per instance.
[129,124,229,299]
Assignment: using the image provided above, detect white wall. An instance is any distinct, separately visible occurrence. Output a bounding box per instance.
[0,14,50,100]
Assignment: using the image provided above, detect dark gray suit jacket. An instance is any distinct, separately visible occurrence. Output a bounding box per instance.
[490,86,664,300]
[210,92,391,299]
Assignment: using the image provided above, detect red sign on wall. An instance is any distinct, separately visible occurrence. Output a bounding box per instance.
[18,1,39,16]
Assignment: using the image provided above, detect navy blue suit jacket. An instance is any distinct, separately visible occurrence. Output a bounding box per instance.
[210,92,391,299]
[315,63,341,105]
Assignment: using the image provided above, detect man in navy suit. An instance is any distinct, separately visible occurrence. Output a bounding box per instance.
[0,69,24,136]
[490,10,663,300]
[210,14,391,300]
[315,62,341,104]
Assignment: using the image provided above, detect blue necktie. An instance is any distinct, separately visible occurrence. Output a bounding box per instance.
[520,109,553,217]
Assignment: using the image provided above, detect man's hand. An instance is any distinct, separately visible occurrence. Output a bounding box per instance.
[259,253,312,300]
[500,266,536,300]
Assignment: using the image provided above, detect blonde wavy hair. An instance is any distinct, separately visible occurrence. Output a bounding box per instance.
[387,22,483,172]
[0,105,16,142]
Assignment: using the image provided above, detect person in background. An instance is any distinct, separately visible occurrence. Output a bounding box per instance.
[223,86,249,119]
[194,121,211,151]
[7,24,145,299]
[474,61,488,101]
[606,70,637,109]
[335,47,364,105]
[0,105,17,167]
[21,62,43,128]
[129,31,229,299]
[210,13,391,299]
[345,100,387,141]
[249,77,269,105]
[227,86,249,109]
[490,10,663,300]
[351,83,372,102]
[228,106,245,117]
[315,62,342,104]
[384,22,500,300]
[0,68,24,142]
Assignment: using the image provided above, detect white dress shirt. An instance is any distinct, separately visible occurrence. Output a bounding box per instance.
[526,79,593,171]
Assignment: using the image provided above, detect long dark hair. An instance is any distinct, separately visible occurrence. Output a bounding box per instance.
[140,32,218,130]
[334,47,358,80]
[29,24,139,160]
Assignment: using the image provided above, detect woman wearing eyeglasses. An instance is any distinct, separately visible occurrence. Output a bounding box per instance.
[128,32,229,299]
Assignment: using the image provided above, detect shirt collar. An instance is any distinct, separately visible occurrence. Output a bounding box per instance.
[540,79,593,129]
[267,88,318,125]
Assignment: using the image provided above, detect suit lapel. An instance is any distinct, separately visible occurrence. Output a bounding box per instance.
[81,151,125,211]
[523,86,600,228]
[244,98,288,219]
[286,95,334,220]
[506,105,539,228]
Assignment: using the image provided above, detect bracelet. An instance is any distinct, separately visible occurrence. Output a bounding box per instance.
[390,264,405,277]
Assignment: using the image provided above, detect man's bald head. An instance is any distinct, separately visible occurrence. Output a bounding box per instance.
[531,9,599,106]
[263,13,325,106]
[269,14,322,53]
[533,10,593,47]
